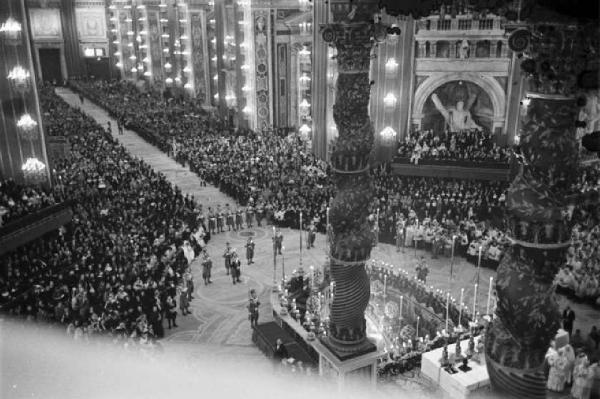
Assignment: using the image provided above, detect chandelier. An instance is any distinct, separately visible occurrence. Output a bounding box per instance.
[21,157,46,183]
[7,65,31,92]
[0,17,22,43]
[17,114,38,140]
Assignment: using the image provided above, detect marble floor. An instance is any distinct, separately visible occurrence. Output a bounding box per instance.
[54,87,599,398]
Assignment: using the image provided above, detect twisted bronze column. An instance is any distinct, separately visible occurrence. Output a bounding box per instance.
[320,2,382,359]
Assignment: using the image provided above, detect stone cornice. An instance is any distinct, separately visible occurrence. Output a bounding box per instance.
[415,58,511,75]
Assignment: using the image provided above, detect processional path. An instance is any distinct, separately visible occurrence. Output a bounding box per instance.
[54,88,597,396]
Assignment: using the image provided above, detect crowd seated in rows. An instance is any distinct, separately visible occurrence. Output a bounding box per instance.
[555,165,600,306]
[0,179,59,227]
[0,88,206,346]
[70,79,334,233]
[396,129,509,166]
[372,165,508,269]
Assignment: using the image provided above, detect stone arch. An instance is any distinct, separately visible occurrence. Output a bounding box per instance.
[412,72,506,132]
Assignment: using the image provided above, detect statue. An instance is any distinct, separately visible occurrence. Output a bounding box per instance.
[455,339,463,362]
[459,39,469,59]
[431,93,482,132]
[440,344,450,367]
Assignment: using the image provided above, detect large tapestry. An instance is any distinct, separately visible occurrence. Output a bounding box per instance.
[190,11,206,102]
[253,10,270,131]
[422,80,493,132]
[75,8,106,41]
[117,10,132,79]
[29,8,62,40]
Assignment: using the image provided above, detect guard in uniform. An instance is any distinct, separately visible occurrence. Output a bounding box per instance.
[223,243,233,275]
[396,216,406,253]
[226,208,235,231]
[217,210,225,233]
[307,223,316,249]
[246,205,254,228]
[245,237,255,265]
[255,202,264,227]
[235,208,244,231]
[201,251,212,285]
[273,228,283,255]
[230,250,242,284]
[208,208,216,235]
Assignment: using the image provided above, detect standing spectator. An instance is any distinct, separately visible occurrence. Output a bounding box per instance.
[165,296,178,329]
[416,256,429,283]
[202,251,213,285]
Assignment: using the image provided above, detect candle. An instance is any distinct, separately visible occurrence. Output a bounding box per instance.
[400,295,403,319]
[486,277,493,315]
[326,207,330,228]
[445,292,450,332]
[383,274,387,298]
[473,283,478,319]
[458,288,464,327]
[416,316,420,338]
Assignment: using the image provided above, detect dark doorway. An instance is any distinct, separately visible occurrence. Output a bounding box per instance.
[38,48,62,83]
[84,57,111,80]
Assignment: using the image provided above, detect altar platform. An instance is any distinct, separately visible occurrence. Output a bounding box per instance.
[420,337,489,399]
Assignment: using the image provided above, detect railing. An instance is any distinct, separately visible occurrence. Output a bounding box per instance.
[393,156,509,170]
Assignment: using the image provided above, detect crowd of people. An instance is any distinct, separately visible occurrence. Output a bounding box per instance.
[372,165,508,270]
[64,79,600,304]
[0,87,209,348]
[0,179,59,227]
[396,129,510,166]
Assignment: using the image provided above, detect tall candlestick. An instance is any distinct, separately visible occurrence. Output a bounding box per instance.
[476,245,483,286]
[383,274,387,299]
[281,246,285,286]
[486,277,494,315]
[473,283,478,320]
[299,212,303,269]
[458,288,464,327]
[450,235,456,281]
[400,295,403,320]
[416,316,420,338]
[272,226,277,288]
[445,292,450,332]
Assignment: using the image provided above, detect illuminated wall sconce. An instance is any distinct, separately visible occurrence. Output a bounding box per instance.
[213,93,219,100]
[383,93,397,107]
[163,48,169,54]
[514,134,520,145]
[174,77,182,84]
[385,58,398,73]
[213,74,218,80]
[116,62,123,68]
[299,99,311,108]
[242,105,252,113]
[144,71,152,77]
[164,62,172,70]
[184,83,193,90]
[7,66,30,91]
[165,77,174,85]
[161,33,170,38]
[129,55,137,60]
[183,66,191,73]
[114,51,121,56]
[131,67,138,73]
[180,35,189,40]
[521,97,531,107]
[241,64,250,70]
[242,85,250,92]
[142,57,150,63]
[225,94,236,105]
[127,42,134,47]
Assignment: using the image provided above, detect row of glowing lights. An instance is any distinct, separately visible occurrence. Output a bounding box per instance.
[0,20,45,174]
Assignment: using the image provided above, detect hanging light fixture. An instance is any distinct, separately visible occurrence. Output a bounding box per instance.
[385,58,398,73]
[21,158,46,183]
[17,113,37,132]
[383,93,397,107]
[0,17,22,42]
[7,66,31,91]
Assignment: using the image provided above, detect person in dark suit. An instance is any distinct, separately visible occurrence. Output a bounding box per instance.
[274,338,289,361]
[563,306,576,336]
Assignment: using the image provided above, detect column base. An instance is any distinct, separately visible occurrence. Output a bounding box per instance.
[319,336,377,361]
